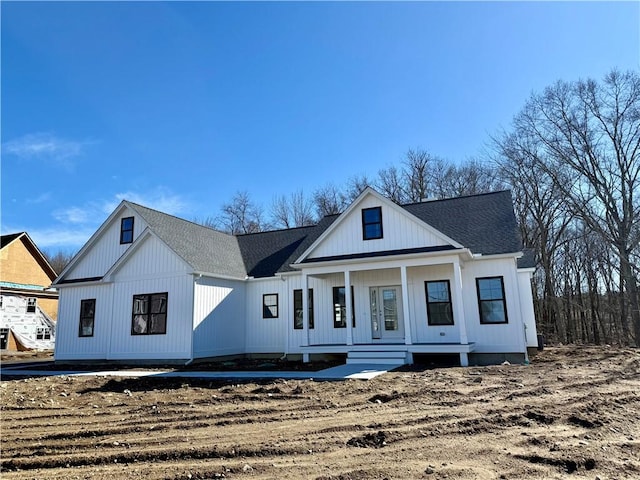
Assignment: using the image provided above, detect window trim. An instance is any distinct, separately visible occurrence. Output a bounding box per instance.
[26,297,37,313]
[263,293,279,319]
[79,298,96,337]
[120,217,135,244]
[362,206,383,240]
[36,327,51,340]
[333,286,355,328]
[131,292,168,335]
[293,289,314,329]
[476,276,509,324]
[425,280,454,326]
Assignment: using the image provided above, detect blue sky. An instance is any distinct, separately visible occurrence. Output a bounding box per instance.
[2,1,638,253]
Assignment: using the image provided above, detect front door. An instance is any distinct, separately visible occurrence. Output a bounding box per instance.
[369,286,404,341]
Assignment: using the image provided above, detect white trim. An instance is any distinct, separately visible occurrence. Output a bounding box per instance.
[53,201,129,284]
[293,187,464,264]
[102,228,192,282]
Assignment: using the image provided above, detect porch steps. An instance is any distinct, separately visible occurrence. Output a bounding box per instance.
[346,350,409,366]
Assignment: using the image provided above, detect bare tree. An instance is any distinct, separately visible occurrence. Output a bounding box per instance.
[375,165,407,204]
[313,183,349,217]
[403,148,436,202]
[436,159,505,199]
[43,249,76,275]
[346,174,373,202]
[271,190,315,229]
[218,190,267,234]
[507,69,640,345]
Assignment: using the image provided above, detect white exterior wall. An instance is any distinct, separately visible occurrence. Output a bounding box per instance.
[245,278,288,354]
[65,207,148,280]
[55,284,113,360]
[462,257,527,353]
[518,270,538,347]
[109,274,193,360]
[56,234,195,361]
[407,264,460,344]
[193,277,246,358]
[309,195,451,259]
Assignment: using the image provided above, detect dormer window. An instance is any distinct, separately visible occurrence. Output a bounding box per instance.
[120,217,134,244]
[362,207,383,240]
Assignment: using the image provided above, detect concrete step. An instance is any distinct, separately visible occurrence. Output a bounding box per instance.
[346,350,408,365]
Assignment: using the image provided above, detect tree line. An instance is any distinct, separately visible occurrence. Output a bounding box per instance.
[45,69,639,347]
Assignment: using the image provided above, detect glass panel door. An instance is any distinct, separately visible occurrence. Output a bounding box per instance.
[370,286,404,340]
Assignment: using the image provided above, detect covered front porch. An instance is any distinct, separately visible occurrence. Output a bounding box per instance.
[288,249,476,366]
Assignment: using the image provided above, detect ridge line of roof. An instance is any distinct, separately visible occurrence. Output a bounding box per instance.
[400,189,511,208]
[125,201,234,237]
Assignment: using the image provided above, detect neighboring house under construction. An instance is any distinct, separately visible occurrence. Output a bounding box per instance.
[0,232,58,351]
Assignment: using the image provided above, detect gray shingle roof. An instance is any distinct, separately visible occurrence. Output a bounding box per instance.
[402,190,522,256]
[126,190,526,280]
[237,215,338,278]
[127,203,247,279]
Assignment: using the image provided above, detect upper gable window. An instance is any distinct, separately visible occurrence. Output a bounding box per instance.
[362,207,383,240]
[26,297,37,313]
[120,217,134,244]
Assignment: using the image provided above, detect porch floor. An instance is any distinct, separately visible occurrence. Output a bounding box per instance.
[300,342,476,355]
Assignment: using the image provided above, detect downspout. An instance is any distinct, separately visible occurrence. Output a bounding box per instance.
[185,273,200,366]
[514,265,530,365]
[280,274,289,360]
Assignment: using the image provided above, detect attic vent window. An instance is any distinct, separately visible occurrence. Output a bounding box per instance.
[120,217,134,244]
[362,207,383,240]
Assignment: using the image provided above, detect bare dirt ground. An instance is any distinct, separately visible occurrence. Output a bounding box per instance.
[1,346,639,480]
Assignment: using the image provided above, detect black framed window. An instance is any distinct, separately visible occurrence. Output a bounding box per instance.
[79,299,96,337]
[26,297,36,313]
[476,277,508,324]
[333,286,355,328]
[425,280,454,325]
[263,293,279,318]
[293,289,314,329]
[36,327,51,340]
[132,293,168,335]
[362,207,383,240]
[120,217,134,244]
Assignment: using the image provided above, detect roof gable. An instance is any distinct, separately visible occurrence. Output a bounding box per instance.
[294,188,462,264]
[0,232,57,282]
[126,202,247,279]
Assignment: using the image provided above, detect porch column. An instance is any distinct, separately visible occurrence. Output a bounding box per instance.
[302,272,309,347]
[345,269,353,346]
[400,265,413,345]
[452,258,469,366]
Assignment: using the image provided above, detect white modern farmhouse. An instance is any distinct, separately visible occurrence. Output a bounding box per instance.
[53,188,538,366]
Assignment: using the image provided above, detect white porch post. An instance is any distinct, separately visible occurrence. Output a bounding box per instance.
[400,265,412,345]
[301,273,310,362]
[452,258,469,366]
[345,269,353,346]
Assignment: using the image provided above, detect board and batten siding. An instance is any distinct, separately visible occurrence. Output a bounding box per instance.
[107,234,194,360]
[244,278,288,354]
[65,207,148,280]
[308,195,452,259]
[193,277,246,359]
[108,274,193,360]
[56,232,195,361]
[407,264,461,344]
[517,270,538,348]
[55,284,113,360]
[462,257,527,354]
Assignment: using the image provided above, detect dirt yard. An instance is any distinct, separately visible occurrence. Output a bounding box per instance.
[1,346,639,480]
